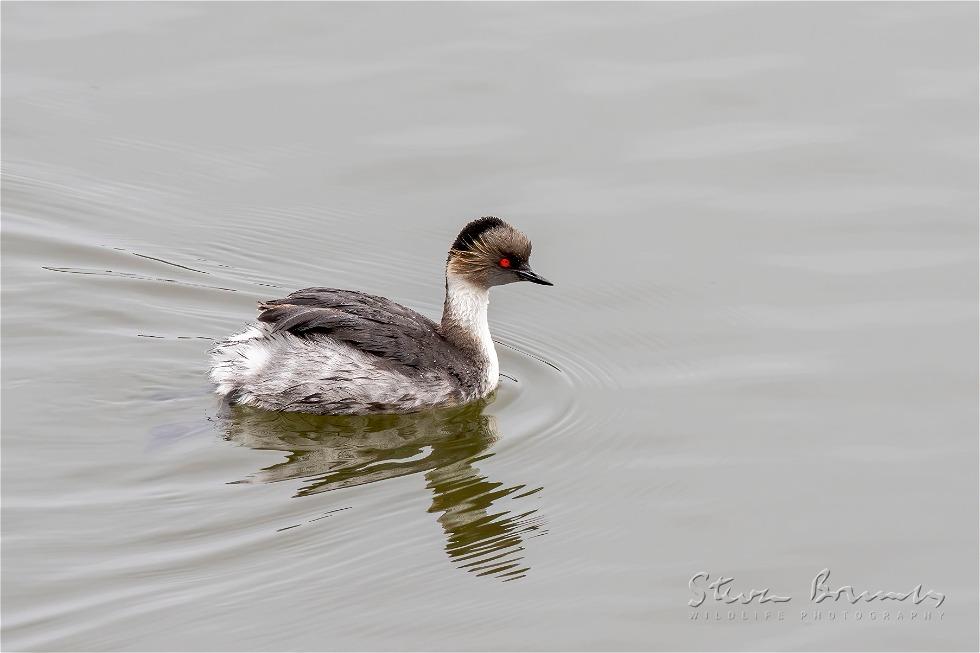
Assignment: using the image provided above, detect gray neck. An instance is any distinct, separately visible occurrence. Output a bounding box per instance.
[440,274,499,388]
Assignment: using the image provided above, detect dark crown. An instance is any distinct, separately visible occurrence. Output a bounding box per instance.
[451,216,506,252]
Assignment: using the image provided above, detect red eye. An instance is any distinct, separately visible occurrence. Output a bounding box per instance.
[499,257,511,268]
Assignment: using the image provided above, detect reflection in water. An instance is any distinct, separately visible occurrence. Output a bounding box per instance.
[220,402,545,581]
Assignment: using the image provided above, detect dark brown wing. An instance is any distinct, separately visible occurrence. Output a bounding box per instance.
[257,288,451,370]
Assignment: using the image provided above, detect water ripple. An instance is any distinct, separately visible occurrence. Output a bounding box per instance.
[217,402,548,582]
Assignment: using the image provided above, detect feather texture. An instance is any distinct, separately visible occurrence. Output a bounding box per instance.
[257,288,455,370]
[210,287,490,414]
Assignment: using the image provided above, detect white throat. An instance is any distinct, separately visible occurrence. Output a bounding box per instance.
[444,274,499,391]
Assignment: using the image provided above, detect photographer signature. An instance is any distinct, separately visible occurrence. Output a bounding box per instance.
[688,569,945,608]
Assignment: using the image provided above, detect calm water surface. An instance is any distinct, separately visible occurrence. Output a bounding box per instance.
[2,3,978,651]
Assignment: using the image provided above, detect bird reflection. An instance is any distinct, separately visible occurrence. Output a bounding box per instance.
[219,401,544,581]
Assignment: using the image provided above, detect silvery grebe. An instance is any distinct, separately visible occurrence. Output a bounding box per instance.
[209,217,552,414]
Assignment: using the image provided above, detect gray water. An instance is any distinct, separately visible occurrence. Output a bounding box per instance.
[2,3,978,651]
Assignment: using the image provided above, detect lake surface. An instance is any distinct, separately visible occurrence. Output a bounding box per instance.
[2,3,977,651]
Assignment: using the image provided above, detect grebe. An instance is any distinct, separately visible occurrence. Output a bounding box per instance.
[209,217,552,414]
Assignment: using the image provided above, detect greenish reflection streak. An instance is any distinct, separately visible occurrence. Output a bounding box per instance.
[220,400,545,581]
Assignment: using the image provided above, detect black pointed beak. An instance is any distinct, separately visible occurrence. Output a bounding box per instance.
[516,268,553,286]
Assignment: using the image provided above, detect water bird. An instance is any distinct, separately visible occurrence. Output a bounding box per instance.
[209,217,552,414]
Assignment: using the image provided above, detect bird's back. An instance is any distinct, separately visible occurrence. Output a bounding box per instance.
[209,288,488,414]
